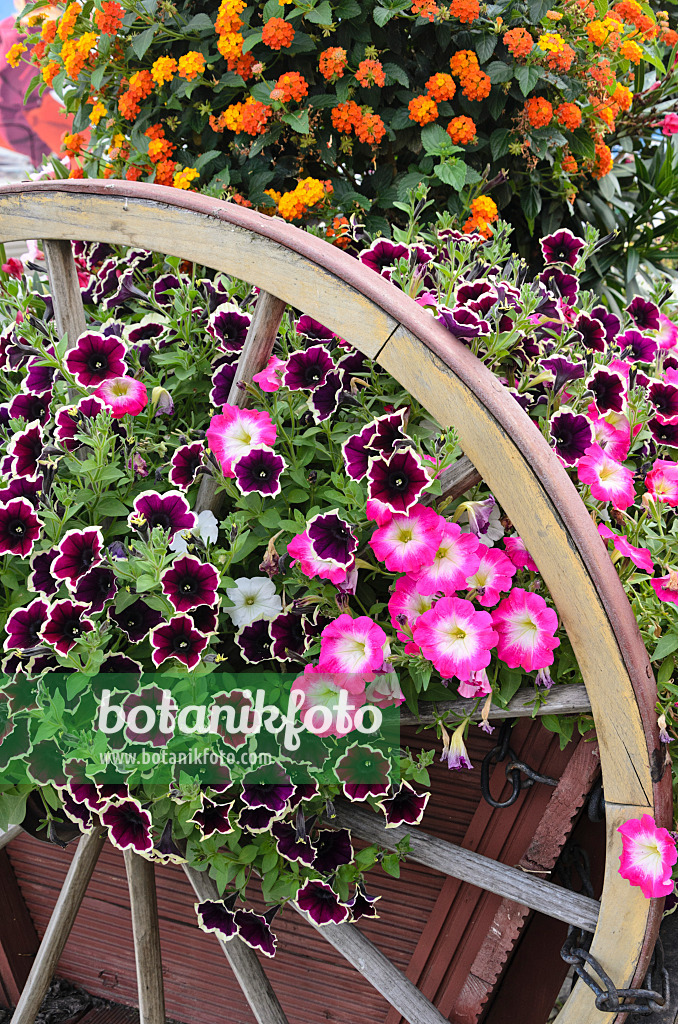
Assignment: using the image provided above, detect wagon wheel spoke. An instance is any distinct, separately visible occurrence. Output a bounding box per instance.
[11,828,105,1024]
[124,851,166,1024]
[196,290,287,516]
[401,680,592,727]
[0,825,23,851]
[183,863,290,1024]
[42,239,86,351]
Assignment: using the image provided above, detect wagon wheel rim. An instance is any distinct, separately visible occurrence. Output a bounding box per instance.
[0,179,669,1024]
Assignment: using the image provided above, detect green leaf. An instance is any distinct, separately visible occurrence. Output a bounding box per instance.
[653,633,678,661]
[131,25,156,59]
[421,123,451,156]
[521,186,542,233]
[239,844,260,864]
[305,1,333,23]
[242,29,263,54]
[90,65,106,91]
[383,62,409,87]
[283,109,310,134]
[529,0,551,21]
[95,496,129,516]
[136,574,157,593]
[373,6,396,25]
[515,65,541,96]
[475,33,497,63]
[193,149,222,172]
[185,12,214,31]
[434,159,466,191]
[381,853,401,878]
[490,127,511,160]
[487,60,512,84]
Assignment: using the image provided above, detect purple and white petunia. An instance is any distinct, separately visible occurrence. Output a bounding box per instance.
[71,566,117,612]
[8,421,43,477]
[295,879,350,926]
[150,615,209,670]
[207,303,251,351]
[549,409,594,466]
[52,527,104,583]
[101,798,153,853]
[4,597,49,652]
[129,490,196,540]
[379,782,430,828]
[307,511,358,569]
[65,331,127,387]
[0,497,42,557]
[169,442,205,490]
[233,910,278,958]
[283,345,335,392]
[540,228,585,267]
[161,555,219,612]
[111,599,163,643]
[28,547,59,596]
[366,449,429,515]
[196,897,239,942]
[233,447,286,498]
[40,600,93,655]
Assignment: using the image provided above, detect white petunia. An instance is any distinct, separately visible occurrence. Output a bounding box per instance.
[226,576,282,628]
[170,510,219,554]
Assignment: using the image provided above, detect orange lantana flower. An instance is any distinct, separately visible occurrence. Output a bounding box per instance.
[426,72,456,102]
[261,17,294,50]
[408,95,438,125]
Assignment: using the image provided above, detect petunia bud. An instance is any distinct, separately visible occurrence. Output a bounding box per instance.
[151,386,174,417]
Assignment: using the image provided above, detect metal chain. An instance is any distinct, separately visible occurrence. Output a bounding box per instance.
[561,927,668,1015]
[480,719,558,808]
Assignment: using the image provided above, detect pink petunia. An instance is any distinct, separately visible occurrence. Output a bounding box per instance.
[318,613,388,676]
[388,575,433,653]
[613,536,653,574]
[457,668,491,699]
[577,443,635,510]
[94,377,147,418]
[651,574,678,605]
[413,596,498,680]
[252,355,285,392]
[657,314,678,350]
[503,536,537,572]
[369,504,444,573]
[206,404,276,477]
[588,405,631,462]
[491,588,560,672]
[645,459,678,506]
[410,521,480,597]
[466,543,516,607]
[291,663,366,737]
[618,814,677,898]
[287,530,350,585]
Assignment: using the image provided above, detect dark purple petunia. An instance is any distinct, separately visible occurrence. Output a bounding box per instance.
[210,359,238,406]
[573,313,606,353]
[587,366,626,414]
[0,497,41,557]
[28,547,59,596]
[236,619,273,664]
[54,396,106,452]
[196,897,239,942]
[370,409,408,454]
[367,449,429,515]
[148,820,185,865]
[207,304,251,352]
[71,566,117,612]
[312,827,354,874]
[129,490,196,540]
[456,279,498,314]
[97,654,143,692]
[296,879,350,926]
[539,267,578,304]
[103,266,144,310]
[233,447,286,498]
[336,744,391,801]
[337,347,366,376]
[9,391,51,425]
[65,332,127,387]
[540,228,585,267]
[649,381,678,421]
[359,239,409,276]
[549,409,593,465]
[271,819,316,866]
[92,257,120,300]
[52,527,104,583]
[307,511,358,568]
[190,797,234,838]
[122,686,176,747]
[295,315,335,344]
[188,605,219,635]
[270,612,307,661]
[60,790,92,831]
[437,306,490,339]
[234,910,278,958]
[153,273,183,307]
[101,798,153,853]
[308,369,345,424]
[618,329,658,364]
[199,276,231,312]
[379,782,430,827]
[161,555,219,612]
[169,442,204,490]
[4,597,49,652]
[8,421,43,477]
[111,599,163,643]
[591,305,621,345]
[238,805,280,832]
[241,777,295,814]
[150,614,208,670]
[283,345,335,392]
[541,356,586,395]
[4,473,43,507]
[347,884,381,922]
[289,782,320,807]
[648,417,678,446]
[342,422,378,481]
[627,296,660,333]
[40,600,93,655]
[125,316,168,345]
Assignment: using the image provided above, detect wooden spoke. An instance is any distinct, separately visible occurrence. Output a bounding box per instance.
[124,852,166,1024]
[297,910,449,1024]
[182,864,290,1024]
[42,239,86,350]
[196,290,286,516]
[0,825,23,851]
[333,802,600,933]
[401,681,592,726]
[435,454,481,502]
[11,828,105,1024]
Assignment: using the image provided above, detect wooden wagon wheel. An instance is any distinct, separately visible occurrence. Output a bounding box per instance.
[0,179,670,1024]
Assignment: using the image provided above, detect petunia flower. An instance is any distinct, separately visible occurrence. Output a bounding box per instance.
[307,511,357,569]
[588,406,631,462]
[649,417,678,447]
[207,302,251,351]
[52,526,104,583]
[618,329,657,364]
[413,596,497,680]
[161,555,219,612]
[308,369,345,424]
[72,566,117,612]
[649,381,678,422]
[457,667,491,699]
[169,441,205,491]
[190,798,234,839]
[101,798,154,853]
[188,605,218,636]
[503,536,538,572]
[225,576,282,628]
[379,781,430,828]
[388,575,433,651]
[573,313,606,352]
[54,395,106,452]
[369,504,445,573]
[41,600,93,655]
[271,819,316,866]
[95,376,148,418]
[466,543,516,607]
[312,828,354,874]
[238,806,280,833]
[8,421,43,477]
[150,614,209,669]
[318,613,388,676]
[129,490,196,540]
[169,509,218,555]
[437,306,490,339]
[196,897,239,942]
[28,549,59,597]
[412,521,481,596]
[587,366,626,415]
[366,665,404,707]
[111,598,163,643]
[209,360,237,407]
[549,409,594,466]
[657,314,678,350]
[491,588,559,672]
[283,345,334,391]
[0,497,41,557]
[233,446,286,498]
[627,297,660,333]
[4,597,49,651]
[206,404,276,477]
[541,356,586,395]
[366,449,430,515]
[287,529,351,585]
[295,314,335,344]
[295,879,350,926]
[645,459,678,506]
[539,267,578,304]
[291,663,367,737]
[236,619,273,664]
[651,574,678,606]
[347,884,381,922]
[618,814,677,898]
[4,473,43,508]
[336,743,392,802]
[252,354,285,392]
[359,238,409,276]
[270,611,308,662]
[65,331,127,387]
[577,443,635,510]
[540,228,584,267]
[234,910,278,958]
[441,721,472,770]
[9,391,51,426]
